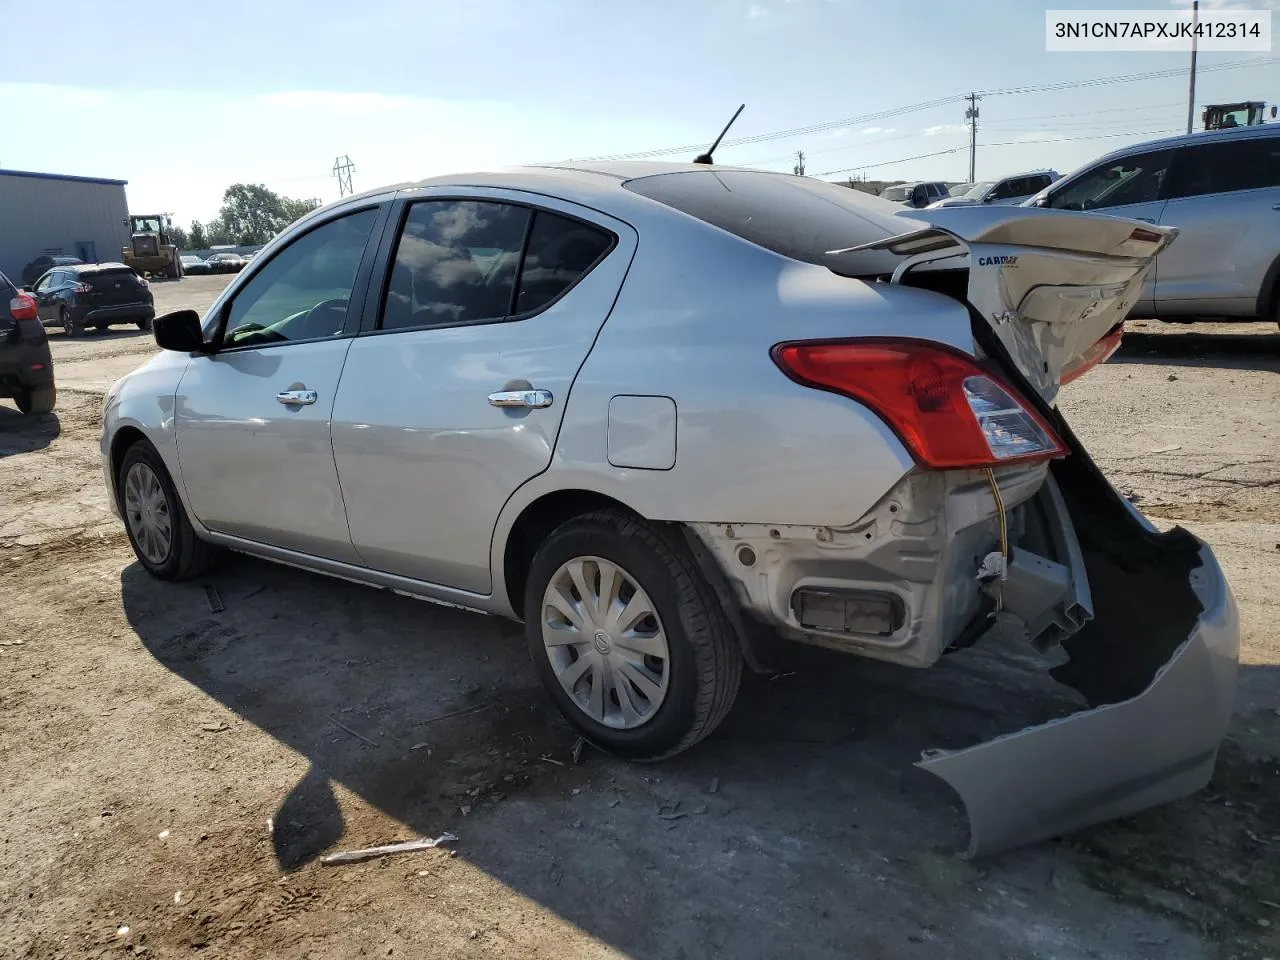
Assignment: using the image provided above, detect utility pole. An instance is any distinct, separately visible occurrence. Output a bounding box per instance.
[965,93,981,182]
[1186,0,1199,134]
[793,150,806,176]
[332,155,355,198]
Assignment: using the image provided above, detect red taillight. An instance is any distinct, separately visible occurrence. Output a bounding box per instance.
[771,338,1067,470]
[72,281,92,294]
[1060,324,1123,386]
[8,293,37,321]
[136,276,149,290]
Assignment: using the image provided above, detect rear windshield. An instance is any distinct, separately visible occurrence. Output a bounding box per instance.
[84,269,141,286]
[623,170,905,264]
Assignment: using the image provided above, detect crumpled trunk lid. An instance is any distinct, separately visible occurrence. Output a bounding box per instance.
[825,206,1177,404]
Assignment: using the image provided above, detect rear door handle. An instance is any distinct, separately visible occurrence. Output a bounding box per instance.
[488,389,553,409]
[276,389,318,406]
[1134,217,1155,223]
[1272,203,1280,210]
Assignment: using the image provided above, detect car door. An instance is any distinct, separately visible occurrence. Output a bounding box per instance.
[173,203,386,561]
[1044,148,1175,313]
[1155,135,1280,316]
[32,272,63,322]
[331,189,637,595]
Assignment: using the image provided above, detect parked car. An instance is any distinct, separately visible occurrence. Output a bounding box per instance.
[880,181,950,208]
[1025,124,1280,322]
[21,255,83,288]
[30,262,154,336]
[928,170,1059,208]
[205,252,246,273]
[0,268,55,414]
[100,164,1237,857]
[180,255,213,276]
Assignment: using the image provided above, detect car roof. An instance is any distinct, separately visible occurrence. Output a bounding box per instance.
[1088,121,1279,164]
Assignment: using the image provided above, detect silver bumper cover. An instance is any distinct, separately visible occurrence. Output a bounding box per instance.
[918,541,1239,858]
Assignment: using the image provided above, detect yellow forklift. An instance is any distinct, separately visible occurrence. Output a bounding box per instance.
[121,214,184,280]
[1202,101,1276,130]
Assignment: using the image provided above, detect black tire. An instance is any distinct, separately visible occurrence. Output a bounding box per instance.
[136,316,153,331]
[61,308,82,338]
[15,384,55,415]
[117,439,218,580]
[523,510,742,760]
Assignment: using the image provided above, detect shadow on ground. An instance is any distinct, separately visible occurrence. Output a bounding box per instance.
[121,556,1280,958]
[1113,327,1280,372]
[0,405,60,455]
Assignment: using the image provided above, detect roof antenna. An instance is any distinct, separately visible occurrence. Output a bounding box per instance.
[693,104,746,165]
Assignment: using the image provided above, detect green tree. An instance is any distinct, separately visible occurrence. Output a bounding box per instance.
[211,184,319,246]
[189,221,208,251]
[167,224,190,250]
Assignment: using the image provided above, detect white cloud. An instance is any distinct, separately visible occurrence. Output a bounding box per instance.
[922,123,968,137]
[747,4,769,19]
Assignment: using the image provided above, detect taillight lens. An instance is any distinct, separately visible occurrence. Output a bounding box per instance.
[771,338,1066,469]
[72,281,92,294]
[136,276,149,290]
[1060,324,1123,386]
[8,293,37,321]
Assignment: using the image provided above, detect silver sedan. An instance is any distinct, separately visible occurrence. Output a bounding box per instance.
[100,163,1238,857]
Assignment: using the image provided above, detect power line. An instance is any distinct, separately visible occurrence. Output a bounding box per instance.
[332,155,355,197]
[574,55,1278,163]
[813,127,1186,179]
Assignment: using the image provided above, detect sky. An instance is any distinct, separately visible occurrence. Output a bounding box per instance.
[1,0,1277,227]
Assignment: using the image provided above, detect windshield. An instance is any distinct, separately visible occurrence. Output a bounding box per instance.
[880,185,913,202]
[132,217,162,233]
[960,181,995,199]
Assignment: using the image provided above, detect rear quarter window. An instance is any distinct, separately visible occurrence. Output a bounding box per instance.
[623,170,904,265]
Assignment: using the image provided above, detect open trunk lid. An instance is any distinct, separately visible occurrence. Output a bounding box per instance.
[824,206,1177,404]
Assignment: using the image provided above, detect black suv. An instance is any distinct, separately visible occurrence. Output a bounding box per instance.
[29,263,155,337]
[0,269,56,414]
[21,255,83,288]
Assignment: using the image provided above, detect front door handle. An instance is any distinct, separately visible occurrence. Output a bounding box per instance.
[1134,217,1155,223]
[276,389,318,406]
[488,388,553,409]
[1272,203,1280,210]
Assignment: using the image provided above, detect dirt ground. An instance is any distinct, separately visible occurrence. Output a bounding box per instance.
[2,275,1277,959]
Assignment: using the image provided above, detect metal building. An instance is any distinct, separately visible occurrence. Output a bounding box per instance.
[0,168,129,283]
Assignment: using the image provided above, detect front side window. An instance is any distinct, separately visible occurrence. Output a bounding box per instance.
[1048,150,1173,210]
[1165,138,1280,199]
[217,208,377,349]
[34,273,56,292]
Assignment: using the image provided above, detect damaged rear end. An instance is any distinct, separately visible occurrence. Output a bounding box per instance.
[734,207,1236,857]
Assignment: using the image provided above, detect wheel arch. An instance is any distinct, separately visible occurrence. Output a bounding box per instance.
[499,488,642,621]
[1256,251,1280,319]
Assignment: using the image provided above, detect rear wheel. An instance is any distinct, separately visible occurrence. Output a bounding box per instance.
[136,316,153,331]
[15,384,55,415]
[524,511,742,759]
[118,440,218,580]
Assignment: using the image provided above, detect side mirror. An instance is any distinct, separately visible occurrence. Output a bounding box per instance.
[20,284,33,292]
[910,187,928,207]
[153,310,208,353]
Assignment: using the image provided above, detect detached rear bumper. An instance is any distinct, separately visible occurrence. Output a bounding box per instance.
[919,538,1238,858]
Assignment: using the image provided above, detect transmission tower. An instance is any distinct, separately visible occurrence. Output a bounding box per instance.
[332,155,355,198]
[793,150,806,176]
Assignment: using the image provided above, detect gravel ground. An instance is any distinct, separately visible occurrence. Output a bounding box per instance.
[1,278,1277,960]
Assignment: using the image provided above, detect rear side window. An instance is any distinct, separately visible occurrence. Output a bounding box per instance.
[382,200,530,331]
[1048,150,1173,210]
[1165,138,1280,198]
[515,211,614,315]
[625,170,904,264]
[380,201,615,331]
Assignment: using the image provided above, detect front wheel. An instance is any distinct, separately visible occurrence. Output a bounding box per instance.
[118,440,218,580]
[524,511,742,760]
[61,308,82,338]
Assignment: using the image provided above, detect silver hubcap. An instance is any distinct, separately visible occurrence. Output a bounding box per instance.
[123,463,172,565]
[541,556,670,729]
